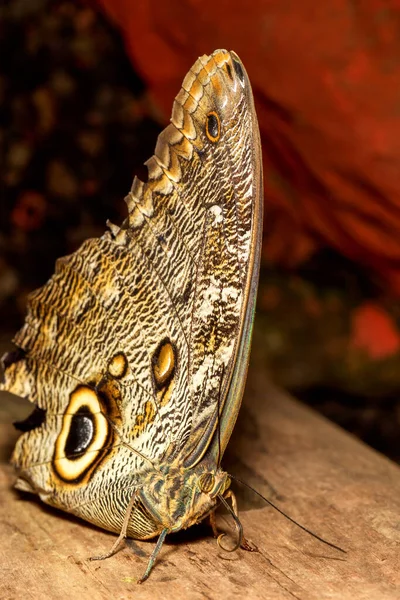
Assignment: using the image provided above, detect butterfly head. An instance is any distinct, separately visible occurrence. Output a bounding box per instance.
[139,462,231,533]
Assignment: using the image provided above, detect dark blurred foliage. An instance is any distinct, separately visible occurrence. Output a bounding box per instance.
[0,0,160,325]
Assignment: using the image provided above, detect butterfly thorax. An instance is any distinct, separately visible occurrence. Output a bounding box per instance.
[138,463,231,535]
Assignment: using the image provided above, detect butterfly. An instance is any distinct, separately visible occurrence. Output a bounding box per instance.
[1,49,263,582]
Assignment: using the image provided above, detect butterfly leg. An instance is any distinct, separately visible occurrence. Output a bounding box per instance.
[90,491,137,561]
[209,510,219,538]
[137,528,168,584]
[224,490,258,553]
[224,489,237,514]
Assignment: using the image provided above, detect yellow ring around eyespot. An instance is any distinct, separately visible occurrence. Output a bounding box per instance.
[206,111,220,143]
[53,386,109,482]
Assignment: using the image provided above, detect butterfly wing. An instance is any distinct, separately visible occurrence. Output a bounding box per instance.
[1,50,262,533]
[175,51,263,467]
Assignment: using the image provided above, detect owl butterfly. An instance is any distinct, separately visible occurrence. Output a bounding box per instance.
[1,49,263,582]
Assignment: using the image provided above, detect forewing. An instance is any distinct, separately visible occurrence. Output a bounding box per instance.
[178,51,263,466]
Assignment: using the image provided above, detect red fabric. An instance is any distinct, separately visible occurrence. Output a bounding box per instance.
[350,302,400,360]
[96,0,400,295]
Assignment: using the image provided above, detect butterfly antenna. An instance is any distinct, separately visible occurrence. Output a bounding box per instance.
[217,493,243,551]
[230,475,346,554]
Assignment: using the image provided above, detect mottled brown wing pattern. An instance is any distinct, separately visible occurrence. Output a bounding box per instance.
[1,50,262,549]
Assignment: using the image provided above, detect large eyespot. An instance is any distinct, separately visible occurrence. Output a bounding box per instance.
[206,111,220,143]
[53,386,112,483]
[151,339,177,407]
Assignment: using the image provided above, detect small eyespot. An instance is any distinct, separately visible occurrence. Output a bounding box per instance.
[206,111,220,142]
[152,339,176,389]
[151,339,177,408]
[233,58,245,86]
[108,352,128,379]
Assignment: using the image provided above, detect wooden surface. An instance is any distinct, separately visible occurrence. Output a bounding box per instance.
[1,337,399,600]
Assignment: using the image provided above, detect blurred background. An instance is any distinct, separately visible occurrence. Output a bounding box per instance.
[1,0,399,461]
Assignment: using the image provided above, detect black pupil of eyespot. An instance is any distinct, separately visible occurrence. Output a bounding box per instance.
[65,407,94,458]
[207,114,219,139]
[233,59,245,83]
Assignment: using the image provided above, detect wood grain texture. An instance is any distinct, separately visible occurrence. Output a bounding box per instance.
[1,335,399,600]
